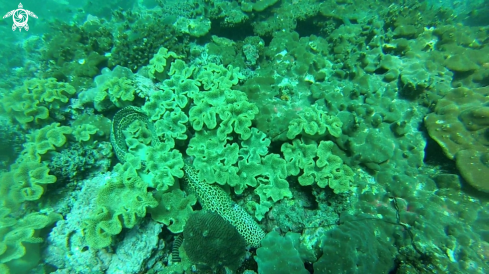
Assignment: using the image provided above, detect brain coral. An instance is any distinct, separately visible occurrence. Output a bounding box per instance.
[183,211,246,271]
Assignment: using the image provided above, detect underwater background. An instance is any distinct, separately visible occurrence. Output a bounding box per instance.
[0,0,488,273]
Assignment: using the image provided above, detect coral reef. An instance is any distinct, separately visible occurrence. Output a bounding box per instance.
[0,0,488,273]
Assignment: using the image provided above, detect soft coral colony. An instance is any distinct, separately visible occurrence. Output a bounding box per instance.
[0,0,488,273]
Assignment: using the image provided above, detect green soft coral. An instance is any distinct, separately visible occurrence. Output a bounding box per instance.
[186,126,291,199]
[162,59,200,105]
[282,139,354,193]
[71,124,98,142]
[242,153,293,221]
[0,212,61,274]
[77,66,135,112]
[189,88,258,140]
[186,129,240,187]
[188,99,217,131]
[26,123,72,155]
[187,128,275,195]
[142,60,199,122]
[0,123,67,207]
[116,141,184,193]
[146,59,255,141]
[0,160,56,204]
[154,107,189,141]
[0,78,76,127]
[235,160,264,194]
[97,76,135,109]
[71,113,111,140]
[195,63,244,91]
[217,99,259,140]
[142,89,181,121]
[83,167,157,249]
[111,106,159,162]
[234,128,271,194]
[148,47,182,80]
[255,154,292,203]
[145,141,185,191]
[124,120,153,148]
[287,104,343,139]
[110,106,185,191]
[148,189,197,233]
[239,128,271,163]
